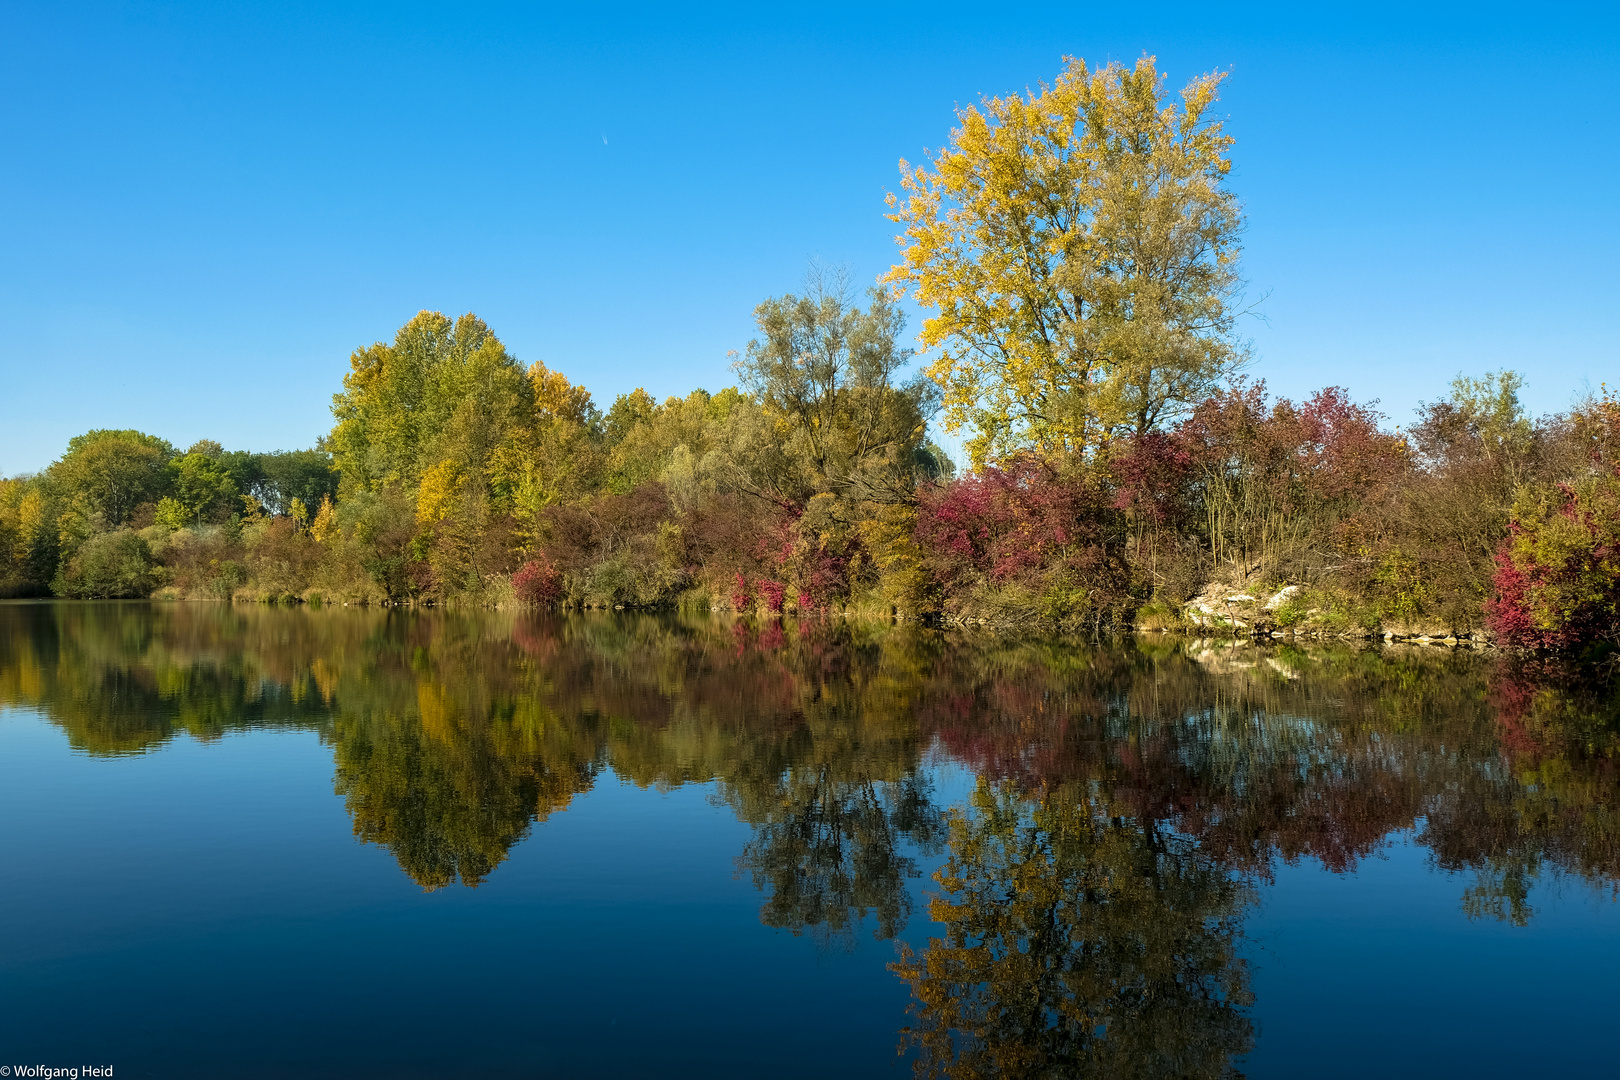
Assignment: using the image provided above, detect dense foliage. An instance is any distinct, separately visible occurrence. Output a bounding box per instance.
[3,56,1613,653]
[4,324,1609,652]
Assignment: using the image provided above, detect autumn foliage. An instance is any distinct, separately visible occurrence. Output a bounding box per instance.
[512,559,562,605]
[916,456,1130,627]
[3,52,1611,651]
[1486,392,1620,652]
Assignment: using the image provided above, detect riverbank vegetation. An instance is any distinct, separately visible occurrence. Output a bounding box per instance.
[2,56,1615,654]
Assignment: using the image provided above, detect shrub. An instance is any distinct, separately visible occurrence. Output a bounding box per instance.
[242,516,321,597]
[150,525,243,599]
[757,578,786,613]
[1271,598,1306,628]
[916,456,1131,627]
[512,559,563,605]
[1486,395,1620,652]
[210,559,247,599]
[153,497,190,531]
[1487,483,1620,652]
[54,529,157,598]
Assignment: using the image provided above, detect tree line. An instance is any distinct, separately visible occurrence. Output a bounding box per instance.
[1,55,1614,652]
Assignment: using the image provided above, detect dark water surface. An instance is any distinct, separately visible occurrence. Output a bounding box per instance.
[2,602,1617,1078]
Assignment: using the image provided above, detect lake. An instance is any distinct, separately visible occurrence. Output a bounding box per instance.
[1,602,1616,1078]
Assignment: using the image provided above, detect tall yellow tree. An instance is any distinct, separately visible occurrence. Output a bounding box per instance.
[885,56,1245,466]
[328,311,532,498]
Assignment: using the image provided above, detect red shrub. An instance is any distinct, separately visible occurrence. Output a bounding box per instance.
[757,578,786,613]
[730,572,752,612]
[917,457,1114,588]
[513,559,563,605]
[915,456,1130,618]
[1110,432,1194,527]
[1483,539,1546,649]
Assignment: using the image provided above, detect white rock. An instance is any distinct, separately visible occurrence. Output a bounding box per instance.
[1264,585,1302,610]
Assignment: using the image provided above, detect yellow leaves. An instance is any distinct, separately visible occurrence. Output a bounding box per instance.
[308,494,338,543]
[529,361,596,426]
[416,679,463,744]
[886,55,1242,466]
[416,459,463,526]
[330,310,536,502]
[11,487,48,571]
[154,496,190,531]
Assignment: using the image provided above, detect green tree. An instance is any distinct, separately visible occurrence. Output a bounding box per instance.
[732,269,936,505]
[1374,368,1543,630]
[48,429,176,526]
[0,477,57,595]
[329,310,534,498]
[250,448,339,516]
[328,311,603,598]
[168,452,241,526]
[885,57,1245,465]
[1436,370,1536,479]
[601,388,735,498]
[53,529,158,598]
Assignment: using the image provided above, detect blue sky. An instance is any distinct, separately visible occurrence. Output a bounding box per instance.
[2,2,1616,473]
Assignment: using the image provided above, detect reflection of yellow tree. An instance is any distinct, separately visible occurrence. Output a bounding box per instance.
[596,618,949,940]
[332,703,585,890]
[330,622,608,890]
[731,769,944,942]
[892,780,1254,1080]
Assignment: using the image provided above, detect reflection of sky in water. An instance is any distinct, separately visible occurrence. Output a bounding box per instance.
[0,604,1617,1077]
[1246,832,1618,1077]
[0,711,921,1077]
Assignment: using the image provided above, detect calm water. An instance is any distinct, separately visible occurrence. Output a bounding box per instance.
[1,603,1617,1078]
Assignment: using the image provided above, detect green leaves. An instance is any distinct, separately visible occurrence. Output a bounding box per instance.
[734,271,935,506]
[50,429,175,527]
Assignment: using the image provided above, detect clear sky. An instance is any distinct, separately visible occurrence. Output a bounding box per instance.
[2,1,1616,474]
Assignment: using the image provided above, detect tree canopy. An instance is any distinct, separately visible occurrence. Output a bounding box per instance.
[886,56,1245,466]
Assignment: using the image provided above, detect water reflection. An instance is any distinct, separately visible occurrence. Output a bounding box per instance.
[2,603,1618,1073]
[892,780,1254,1079]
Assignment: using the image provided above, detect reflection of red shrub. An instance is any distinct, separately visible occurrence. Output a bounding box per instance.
[1487,662,1545,758]
[511,615,560,659]
[758,620,785,650]
[513,560,562,605]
